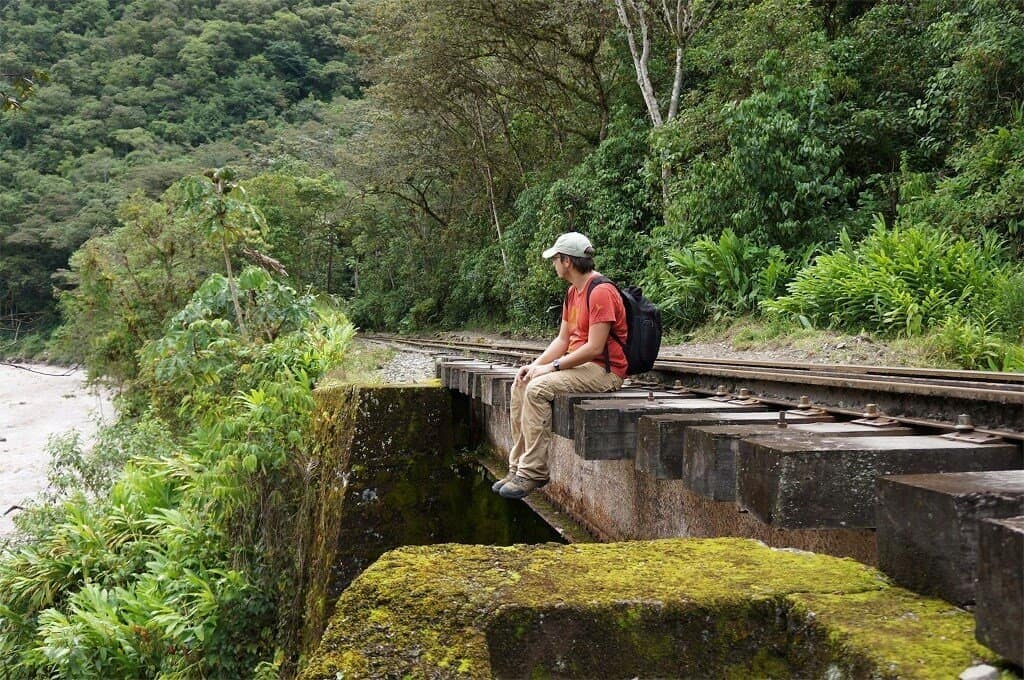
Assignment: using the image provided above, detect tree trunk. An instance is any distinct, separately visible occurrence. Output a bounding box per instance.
[222,235,248,341]
[474,101,509,269]
[614,0,664,127]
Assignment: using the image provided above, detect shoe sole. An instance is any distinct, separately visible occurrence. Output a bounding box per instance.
[491,474,517,494]
[498,479,549,500]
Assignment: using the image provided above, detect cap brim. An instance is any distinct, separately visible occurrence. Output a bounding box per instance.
[541,246,558,259]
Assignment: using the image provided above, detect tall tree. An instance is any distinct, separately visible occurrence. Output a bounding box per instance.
[182,168,269,341]
[613,0,721,128]
[613,0,721,202]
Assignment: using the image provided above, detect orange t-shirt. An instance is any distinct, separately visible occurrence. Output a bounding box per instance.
[563,273,628,378]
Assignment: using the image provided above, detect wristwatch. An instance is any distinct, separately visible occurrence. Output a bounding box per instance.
[552,359,561,371]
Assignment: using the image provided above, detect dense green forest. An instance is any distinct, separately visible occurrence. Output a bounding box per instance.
[3,0,1023,370]
[0,0,361,325]
[0,0,1022,677]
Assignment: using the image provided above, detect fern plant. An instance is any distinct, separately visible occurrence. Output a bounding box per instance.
[653,229,813,328]
[765,217,1010,336]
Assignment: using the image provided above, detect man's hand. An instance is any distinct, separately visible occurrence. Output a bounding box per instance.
[514,362,554,386]
[514,363,532,387]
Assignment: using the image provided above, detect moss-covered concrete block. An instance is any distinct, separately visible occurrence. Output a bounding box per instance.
[298,383,455,656]
[300,538,1000,679]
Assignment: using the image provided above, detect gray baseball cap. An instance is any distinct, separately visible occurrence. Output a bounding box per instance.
[542,232,594,259]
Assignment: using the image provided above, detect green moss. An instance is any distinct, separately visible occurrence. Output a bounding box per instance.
[298,383,361,655]
[788,589,993,679]
[300,539,1001,679]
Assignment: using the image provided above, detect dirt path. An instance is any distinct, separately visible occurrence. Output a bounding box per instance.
[0,363,115,536]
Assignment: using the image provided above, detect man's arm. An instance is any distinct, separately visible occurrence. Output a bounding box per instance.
[553,321,610,369]
[515,320,570,385]
[517,321,611,384]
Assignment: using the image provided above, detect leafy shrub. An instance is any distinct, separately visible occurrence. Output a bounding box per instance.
[0,269,355,677]
[766,218,1016,339]
[910,0,1024,159]
[507,118,659,329]
[52,188,218,382]
[901,109,1024,253]
[988,270,1024,342]
[659,53,869,253]
[648,229,813,328]
[43,415,174,506]
[928,315,1024,372]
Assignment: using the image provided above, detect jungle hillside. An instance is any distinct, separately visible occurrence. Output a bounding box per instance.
[0,0,1022,677]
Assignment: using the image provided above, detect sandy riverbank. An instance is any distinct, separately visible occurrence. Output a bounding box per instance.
[0,363,115,536]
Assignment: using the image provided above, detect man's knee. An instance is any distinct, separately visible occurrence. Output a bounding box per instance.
[525,377,556,403]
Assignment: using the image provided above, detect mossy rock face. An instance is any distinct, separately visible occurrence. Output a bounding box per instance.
[298,383,560,662]
[300,538,997,679]
[299,384,456,656]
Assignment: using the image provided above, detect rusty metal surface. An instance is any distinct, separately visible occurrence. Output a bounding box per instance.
[648,364,1024,438]
[659,354,1024,385]
[375,335,1024,439]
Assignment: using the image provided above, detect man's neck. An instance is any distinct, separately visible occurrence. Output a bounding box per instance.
[569,270,597,292]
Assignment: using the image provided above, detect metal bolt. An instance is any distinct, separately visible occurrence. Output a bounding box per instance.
[862,404,879,419]
[777,411,788,429]
[674,380,683,390]
[797,396,812,409]
[714,385,729,397]
[954,414,974,432]
[738,388,751,398]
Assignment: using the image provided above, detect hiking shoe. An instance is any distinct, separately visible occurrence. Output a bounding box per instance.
[498,475,548,500]
[490,471,518,493]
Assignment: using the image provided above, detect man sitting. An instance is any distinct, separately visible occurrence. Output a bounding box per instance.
[494,231,627,499]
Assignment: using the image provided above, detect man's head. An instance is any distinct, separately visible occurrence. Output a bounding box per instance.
[542,232,595,275]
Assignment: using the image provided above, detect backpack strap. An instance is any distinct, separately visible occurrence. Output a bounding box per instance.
[584,275,620,373]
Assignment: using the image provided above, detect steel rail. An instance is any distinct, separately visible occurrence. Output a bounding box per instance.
[658,359,1024,393]
[647,361,1024,438]
[658,354,1024,385]
[363,334,1024,438]
[366,333,1024,388]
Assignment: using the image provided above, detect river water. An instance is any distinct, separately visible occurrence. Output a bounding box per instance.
[0,363,114,536]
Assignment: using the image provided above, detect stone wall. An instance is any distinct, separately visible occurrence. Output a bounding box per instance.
[480,399,877,563]
[298,383,454,657]
[301,539,998,679]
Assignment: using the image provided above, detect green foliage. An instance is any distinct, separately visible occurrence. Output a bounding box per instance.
[181,169,266,250]
[0,269,355,677]
[650,229,815,329]
[659,53,867,251]
[246,170,354,295]
[909,0,1024,160]
[0,0,363,319]
[52,187,218,381]
[900,110,1024,252]
[46,416,174,504]
[506,118,659,329]
[928,315,1024,372]
[766,218,1020,341]
[11,0,1024,342]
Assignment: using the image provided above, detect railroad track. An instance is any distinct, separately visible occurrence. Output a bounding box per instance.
[362,334,1024,440]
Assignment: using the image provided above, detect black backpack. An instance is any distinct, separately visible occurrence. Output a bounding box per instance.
[580,275,662,375]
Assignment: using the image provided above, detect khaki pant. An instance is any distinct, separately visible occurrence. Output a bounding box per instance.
[508,362,623,481]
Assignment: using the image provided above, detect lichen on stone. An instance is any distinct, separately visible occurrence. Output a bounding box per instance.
[299,539,1001,679]
[297,383,457,659]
